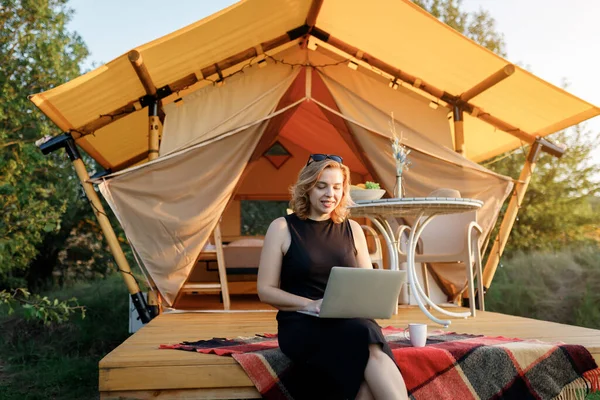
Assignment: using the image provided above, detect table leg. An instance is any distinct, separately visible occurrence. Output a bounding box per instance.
[377,217,403,313]
[403,213,451,326]
[367,216,399,314]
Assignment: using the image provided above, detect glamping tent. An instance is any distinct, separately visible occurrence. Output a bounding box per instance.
[30,0,600,320]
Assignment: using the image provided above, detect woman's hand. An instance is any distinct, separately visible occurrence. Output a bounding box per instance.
[303,299,323,313]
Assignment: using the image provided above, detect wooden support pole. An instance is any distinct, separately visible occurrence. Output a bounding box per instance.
[481,139,543,289]
[306,0,324,28]
[471,111,536,144]
[146,290,162,316]
[453,105,465,156]
[63,138,152,323]
[74,31,299,137]
[72,160,140,294]
[311,27,449,102]
[129,50,161,161]
[309,28,542,147]
[128,50,157,96]
[213,223,231,310]
[460,64,515,102]
[148,99,160,161]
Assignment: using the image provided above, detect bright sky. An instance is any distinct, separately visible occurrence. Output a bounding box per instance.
[67,0,600,164]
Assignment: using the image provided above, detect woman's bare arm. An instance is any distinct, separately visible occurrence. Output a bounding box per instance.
[257,217,321,312]
[350,219,374,269]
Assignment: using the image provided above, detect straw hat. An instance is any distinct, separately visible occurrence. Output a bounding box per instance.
[428,188,461,198]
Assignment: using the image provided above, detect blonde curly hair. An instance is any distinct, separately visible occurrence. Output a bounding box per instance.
[289,159,352,223]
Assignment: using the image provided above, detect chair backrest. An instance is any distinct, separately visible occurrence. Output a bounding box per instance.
[361,225,384,269]
[419,210,477,256]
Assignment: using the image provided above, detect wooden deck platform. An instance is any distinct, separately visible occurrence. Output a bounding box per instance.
[100,301,600,399]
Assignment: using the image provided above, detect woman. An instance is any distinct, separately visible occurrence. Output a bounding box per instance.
[257,154,408,400]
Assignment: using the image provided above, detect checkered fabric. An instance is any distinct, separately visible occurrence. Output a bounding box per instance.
[161,327,600,399]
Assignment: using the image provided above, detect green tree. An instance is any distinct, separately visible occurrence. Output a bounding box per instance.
[413,0,506,56]
[485,126,600,253]
[0,0,106,290]
[414,0,600,252]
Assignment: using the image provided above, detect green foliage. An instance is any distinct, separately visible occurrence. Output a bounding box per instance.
[412,0,506,56]
[0,287,85,325]
[486,246,600,329]
[0,144,68,287]
[486,126,600,253]
[488,247,600,398]
[241,200,289,236]
[0,0,123,290]
[0,275,130,399]
[414,0,600,253]
[365,181,381,190]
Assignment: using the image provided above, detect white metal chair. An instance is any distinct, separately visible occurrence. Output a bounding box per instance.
[361,225,384,269]
[396,194,485,317]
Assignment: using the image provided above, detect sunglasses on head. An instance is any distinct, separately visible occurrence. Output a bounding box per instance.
[306,154,344,166]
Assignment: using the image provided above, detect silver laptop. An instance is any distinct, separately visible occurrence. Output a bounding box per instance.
[297,267,406,319]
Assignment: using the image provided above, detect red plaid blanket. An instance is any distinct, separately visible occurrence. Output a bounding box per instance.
[161,327,600,400]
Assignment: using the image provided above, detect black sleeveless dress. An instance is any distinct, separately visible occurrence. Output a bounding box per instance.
[277,213,397,399]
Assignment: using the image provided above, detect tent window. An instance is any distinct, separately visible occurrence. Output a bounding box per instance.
[263,141,291,169]
[241,200,289,235]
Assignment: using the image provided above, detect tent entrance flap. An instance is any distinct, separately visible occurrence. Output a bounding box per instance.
[314,106,512,299]
[96,50,518,306]
[98,121,271,306]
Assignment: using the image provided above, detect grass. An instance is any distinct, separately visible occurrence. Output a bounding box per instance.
[476,246,600,399]
[0,274,130,400]
[485,246,600,329]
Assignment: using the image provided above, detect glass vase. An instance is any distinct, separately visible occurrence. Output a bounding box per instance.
[395,175,403,198]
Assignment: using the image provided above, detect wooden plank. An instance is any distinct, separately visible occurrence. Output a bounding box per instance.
[100,364,254,391]
[175,293,273,311]
[101,387,260,399]
[213,223,231,310]
[99,306,600,398]
[228,281,258,295]
[181,283,222,291]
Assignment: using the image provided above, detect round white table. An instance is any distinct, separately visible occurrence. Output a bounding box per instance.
[349,197,483,327]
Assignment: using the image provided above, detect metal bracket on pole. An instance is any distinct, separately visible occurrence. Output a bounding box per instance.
[37,133,154,323]
[452,105,465,157]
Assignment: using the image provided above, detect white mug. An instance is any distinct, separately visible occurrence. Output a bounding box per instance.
[403,323,427,347]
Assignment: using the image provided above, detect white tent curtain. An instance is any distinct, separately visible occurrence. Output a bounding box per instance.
[160,48,304,155]
[307,50,454,150]
[315,69,514,237]
[311,66,513,297]
[99,125,265,305]
[96,46,515,305]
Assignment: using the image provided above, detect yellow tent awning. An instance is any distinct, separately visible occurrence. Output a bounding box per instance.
[29,0,600,169]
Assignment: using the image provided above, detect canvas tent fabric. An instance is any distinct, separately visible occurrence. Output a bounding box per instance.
[99,127,265,304]
[98,45,513,305]
[159,59,303,156]
[29,0,600,305]
[29,0,600,171]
